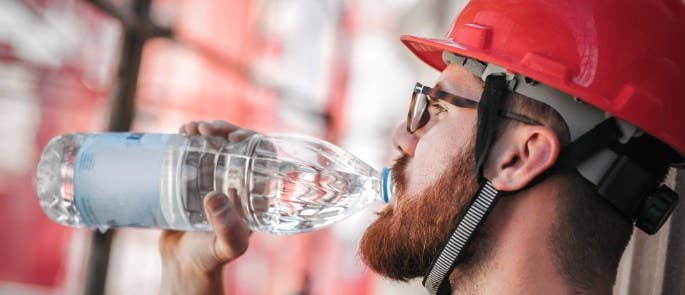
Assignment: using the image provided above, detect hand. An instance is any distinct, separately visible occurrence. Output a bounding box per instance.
[159,121,256,295]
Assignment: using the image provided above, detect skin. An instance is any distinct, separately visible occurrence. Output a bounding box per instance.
[160,63,588,294]
[159,121,254,295]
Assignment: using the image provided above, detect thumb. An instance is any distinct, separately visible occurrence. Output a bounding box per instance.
[203,190,251,264]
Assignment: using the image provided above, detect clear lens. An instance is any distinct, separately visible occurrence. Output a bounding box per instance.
[409,92,428,132]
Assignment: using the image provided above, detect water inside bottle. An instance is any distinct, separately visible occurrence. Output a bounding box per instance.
[246,158,381,234]
[244,134,382,234]
[35,134,83,227]
[177,133,383,234]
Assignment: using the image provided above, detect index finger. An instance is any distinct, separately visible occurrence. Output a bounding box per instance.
[199,121,242,134]
[197,121,251,138]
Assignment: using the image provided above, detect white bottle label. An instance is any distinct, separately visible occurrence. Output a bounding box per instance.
[73,133,173,228]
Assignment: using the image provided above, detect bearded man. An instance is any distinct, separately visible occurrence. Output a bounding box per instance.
[158,0,685,294]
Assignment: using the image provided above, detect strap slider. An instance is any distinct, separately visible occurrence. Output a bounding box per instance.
[636,185,679,234]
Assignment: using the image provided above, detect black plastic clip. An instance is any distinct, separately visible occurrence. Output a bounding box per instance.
[636,185,679,235]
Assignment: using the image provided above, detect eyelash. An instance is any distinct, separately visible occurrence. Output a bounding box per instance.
[430,103,447,113]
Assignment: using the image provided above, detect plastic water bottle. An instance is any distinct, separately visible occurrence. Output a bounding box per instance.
[35,132,394,234]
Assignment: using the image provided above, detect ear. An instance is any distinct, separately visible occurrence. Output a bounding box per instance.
[483,126,560,191]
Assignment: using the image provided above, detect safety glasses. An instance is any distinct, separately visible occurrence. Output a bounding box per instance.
[407,82,542,133]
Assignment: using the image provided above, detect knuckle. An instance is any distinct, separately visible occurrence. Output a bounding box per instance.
[211,120,231,128]
[227,129,254,142]
[233,239,250,256]
[214,234,249,261]
[216,223,250,257]
[227,236,250,257]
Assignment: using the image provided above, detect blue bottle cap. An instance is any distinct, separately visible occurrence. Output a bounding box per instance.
[381,167,395,204]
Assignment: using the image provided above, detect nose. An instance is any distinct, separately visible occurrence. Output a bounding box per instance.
[392,122,418,156]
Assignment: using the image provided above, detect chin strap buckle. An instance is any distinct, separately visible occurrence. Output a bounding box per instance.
[597,154,679,234]
[636,186,679,234]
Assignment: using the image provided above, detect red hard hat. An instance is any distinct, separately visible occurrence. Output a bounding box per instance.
[401,0,685,154]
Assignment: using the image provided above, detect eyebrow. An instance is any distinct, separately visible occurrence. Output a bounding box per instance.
[433,81,447,92]
[427,82,544,126]
[432,81,472,100]
[431,82,457,105]
[423,83,480,109]
[432,81,482,104]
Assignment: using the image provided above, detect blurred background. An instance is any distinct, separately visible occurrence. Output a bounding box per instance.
[2,0,684,294]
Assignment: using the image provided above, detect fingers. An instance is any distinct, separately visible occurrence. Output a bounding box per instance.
[179,121,200,135]
[227,129,256,143]
[197,121,233,137]
[178,120,256,141]
[203,190,251,263]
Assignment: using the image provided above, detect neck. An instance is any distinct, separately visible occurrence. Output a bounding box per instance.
[449,183,580,294]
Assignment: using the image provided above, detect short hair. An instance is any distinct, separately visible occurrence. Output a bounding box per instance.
[496,92,633,291]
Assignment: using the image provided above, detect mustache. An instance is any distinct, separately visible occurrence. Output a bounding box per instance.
[375,206,393,218]
[390,154,410,195]
[391,151,409,167]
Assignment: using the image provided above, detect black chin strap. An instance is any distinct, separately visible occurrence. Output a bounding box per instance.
[422,181,501,294]
[422,75,507,295]
[475,74,508,184]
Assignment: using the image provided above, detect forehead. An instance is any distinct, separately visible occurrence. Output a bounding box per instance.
[434,63,484,102]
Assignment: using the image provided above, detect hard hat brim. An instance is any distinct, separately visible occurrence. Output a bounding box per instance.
[400,34,685,155]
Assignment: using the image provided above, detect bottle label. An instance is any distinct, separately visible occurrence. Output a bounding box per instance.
[73,133,173,228]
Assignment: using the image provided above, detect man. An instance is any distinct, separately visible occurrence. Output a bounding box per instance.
[159,0,685,294]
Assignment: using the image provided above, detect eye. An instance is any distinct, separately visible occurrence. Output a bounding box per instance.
[429,102,447,114]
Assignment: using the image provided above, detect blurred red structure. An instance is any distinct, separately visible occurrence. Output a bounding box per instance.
[0,1,111,290]
[1,0,373,294]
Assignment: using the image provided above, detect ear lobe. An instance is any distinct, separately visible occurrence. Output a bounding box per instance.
[486,126,560,191]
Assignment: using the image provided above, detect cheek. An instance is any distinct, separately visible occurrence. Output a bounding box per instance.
[406,115,474,195]
[406,146,450,196]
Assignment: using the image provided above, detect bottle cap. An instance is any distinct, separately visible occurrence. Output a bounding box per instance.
[381,167,395,204]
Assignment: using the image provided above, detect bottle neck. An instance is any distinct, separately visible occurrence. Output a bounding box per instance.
[381,167,395,204]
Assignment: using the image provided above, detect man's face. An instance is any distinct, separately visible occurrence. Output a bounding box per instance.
[359,63,490,281]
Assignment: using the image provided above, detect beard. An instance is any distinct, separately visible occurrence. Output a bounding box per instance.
[359,136,494,286]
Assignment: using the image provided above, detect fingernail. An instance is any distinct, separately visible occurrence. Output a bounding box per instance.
[207,193,229,215]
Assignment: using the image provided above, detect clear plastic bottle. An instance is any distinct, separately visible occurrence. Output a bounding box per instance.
[35,132,393,234]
